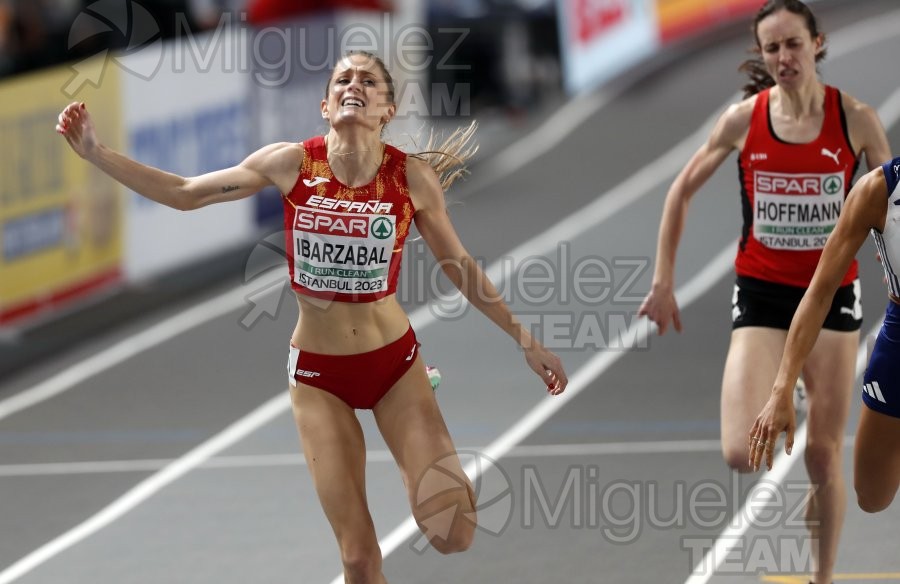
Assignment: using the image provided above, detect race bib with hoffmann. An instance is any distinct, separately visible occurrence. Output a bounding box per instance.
[752,171,845,250]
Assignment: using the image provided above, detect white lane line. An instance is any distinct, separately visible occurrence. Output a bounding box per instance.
[0,440,727,477]
[0,392,288,584]
[470,89,618,191]
[2,435,871,477]
[0,272,283,422]
[0,441,741,478]
[826,8,900,61]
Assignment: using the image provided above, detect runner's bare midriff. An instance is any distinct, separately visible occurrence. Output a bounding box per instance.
[291,292,410,354]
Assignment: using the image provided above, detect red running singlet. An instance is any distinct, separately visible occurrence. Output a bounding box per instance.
[282,136,415,302]
[736,85,859,287]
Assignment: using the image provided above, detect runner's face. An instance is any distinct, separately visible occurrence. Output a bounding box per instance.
[322,56,395,130]
[756,9,822,89]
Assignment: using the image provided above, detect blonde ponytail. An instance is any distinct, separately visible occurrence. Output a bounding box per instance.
[411,121,479,192]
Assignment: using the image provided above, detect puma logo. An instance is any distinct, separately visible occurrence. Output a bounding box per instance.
[303,177,330,187]
[820,147,841,165]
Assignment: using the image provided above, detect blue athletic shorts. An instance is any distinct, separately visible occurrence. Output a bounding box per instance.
[862,300,900,418]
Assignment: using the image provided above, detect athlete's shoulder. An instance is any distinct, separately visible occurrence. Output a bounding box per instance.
[405,153,432,173]
[836,89,879,127]
[835,87,867,110]
[255,141,303,171]
[405,155,444,212]
[835,88,890,165]
[405,155,440,190]
[255,141,300,155]
[242,141,297,165]
[239,142,303,191]
[723,94,758,126]
[712,94,757,148]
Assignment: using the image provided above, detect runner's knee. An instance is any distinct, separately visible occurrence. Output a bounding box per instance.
[426,517,475,555]
[854,480,895,513]
[804,439,841,485]
[414,483,476,555]
[723,445,754,473]
[339,538,382,582]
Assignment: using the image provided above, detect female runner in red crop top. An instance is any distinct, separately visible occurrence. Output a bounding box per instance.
[57,51,567,583]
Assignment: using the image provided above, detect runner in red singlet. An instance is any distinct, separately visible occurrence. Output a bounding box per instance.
[56,51,568,582]
[638,2,890,583]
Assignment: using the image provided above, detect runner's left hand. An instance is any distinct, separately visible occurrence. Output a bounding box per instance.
[748,388,796,471]
[524,343,567,396]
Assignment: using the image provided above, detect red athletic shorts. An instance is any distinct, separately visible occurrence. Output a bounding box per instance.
[287,327,420,409]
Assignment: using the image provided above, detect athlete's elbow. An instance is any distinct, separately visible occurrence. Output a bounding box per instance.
[438,255,468,284]
[169,183,202,211]
[177,196,205,211]
[166,196,189,211]
[167,197,195,212]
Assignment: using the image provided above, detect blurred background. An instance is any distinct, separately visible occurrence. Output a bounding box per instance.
[0,0,827,374]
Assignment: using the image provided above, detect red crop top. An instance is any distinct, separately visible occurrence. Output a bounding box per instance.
[282,136,415,302]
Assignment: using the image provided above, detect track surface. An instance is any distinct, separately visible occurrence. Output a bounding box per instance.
[2,2,900,582]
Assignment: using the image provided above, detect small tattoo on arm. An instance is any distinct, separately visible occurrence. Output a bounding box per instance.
[222,185,240,193]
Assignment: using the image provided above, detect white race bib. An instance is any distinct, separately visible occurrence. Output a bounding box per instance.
[753,171,844,250]
[292,206,397,295]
